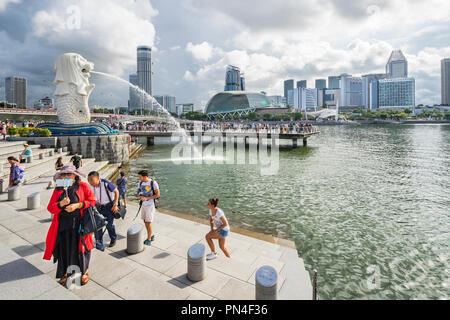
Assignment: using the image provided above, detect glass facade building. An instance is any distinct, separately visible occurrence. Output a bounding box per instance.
[328,76,340,89]
[441,58,450,105]
[225,65,244,91]
[386,50,408,79]
[137,46,152,97]
[297,80,307,88]
[362,74,386,109]
[5,76,27,108]
[340,74,363,107]
[128,73,140,112]
[315,79,326,90]
[378,78,415,109]
[205,92,272,114]
[284,79,294,101]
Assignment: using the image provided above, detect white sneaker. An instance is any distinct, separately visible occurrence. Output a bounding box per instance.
[206,253,218,261]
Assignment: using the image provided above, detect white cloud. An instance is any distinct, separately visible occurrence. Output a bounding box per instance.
[0,0,19,11]
[186,41,219,62]
[31,0,158,76]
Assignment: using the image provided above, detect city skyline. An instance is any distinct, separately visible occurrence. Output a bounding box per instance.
[0,0,450,109]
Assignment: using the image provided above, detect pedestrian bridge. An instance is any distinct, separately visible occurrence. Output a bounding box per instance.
[125,127,320,148]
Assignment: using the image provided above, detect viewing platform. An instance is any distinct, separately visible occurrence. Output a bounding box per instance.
[126,127,320,148]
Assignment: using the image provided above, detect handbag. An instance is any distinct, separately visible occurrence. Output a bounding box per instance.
[80,205,106,236]
[103,181,127,220]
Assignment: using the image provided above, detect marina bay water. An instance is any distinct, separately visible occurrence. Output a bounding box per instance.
[125,124,450,299]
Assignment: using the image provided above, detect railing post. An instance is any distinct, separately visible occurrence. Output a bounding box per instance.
[312,269,318,300]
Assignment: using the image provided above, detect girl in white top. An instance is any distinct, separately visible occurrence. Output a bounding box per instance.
[205,198,231,260]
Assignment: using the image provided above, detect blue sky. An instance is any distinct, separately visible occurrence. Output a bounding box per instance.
[1,0,450,110]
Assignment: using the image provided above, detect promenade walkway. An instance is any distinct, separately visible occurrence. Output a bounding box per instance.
[0,140,312,300]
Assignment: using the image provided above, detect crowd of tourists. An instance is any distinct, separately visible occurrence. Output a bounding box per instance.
[41,154,230,287]
[103,119,317,135]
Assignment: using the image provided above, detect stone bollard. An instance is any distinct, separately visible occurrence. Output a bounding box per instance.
[187,243,207,282]
[0,179,4,194]
[39,153,44,160]
[57,148,63,154]
[62,147,68,152]
[26,156,32,163]
[8,185,21,201]
[49,150,54,157]
[27,192,41,210]
[255,266,278,300]
[126,224,145,254]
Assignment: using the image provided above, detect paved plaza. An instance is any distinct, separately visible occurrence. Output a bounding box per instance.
[0,140,312,300]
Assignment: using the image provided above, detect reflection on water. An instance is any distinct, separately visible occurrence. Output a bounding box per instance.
[125,124,450,299]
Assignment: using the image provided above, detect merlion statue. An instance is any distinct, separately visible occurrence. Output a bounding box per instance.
[38,53,117,135]
[54,53,95,124]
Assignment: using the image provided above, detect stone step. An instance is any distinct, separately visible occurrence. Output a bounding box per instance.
[0,144,44,159]
[279,257,313,300]
[0,152,72,182]
[0,140,29,150]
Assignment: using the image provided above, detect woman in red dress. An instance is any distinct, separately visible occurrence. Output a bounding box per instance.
[43,165,97,286]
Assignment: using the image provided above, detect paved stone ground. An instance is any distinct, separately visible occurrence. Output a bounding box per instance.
[0,140,312,300]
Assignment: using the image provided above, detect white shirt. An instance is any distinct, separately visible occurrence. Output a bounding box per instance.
[209,208,230,232]
[90,179,116,205]
[139,180,159,207]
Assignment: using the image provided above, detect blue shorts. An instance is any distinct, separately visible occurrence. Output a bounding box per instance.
[218,229,229,238]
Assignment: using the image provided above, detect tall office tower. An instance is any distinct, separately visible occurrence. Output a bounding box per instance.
[240,75,246,91]
[362,74,386,109]
[386,50,408,79]
[340,74,363,107]
[128,74,140,113]
[137,46,152,98]
[297,80,307,88]
[315,79,327,90]
[328,76,340,89]
[225,65,242,91]
[441,58,450,105]
[5,76,27,108]
[284,79,294,101]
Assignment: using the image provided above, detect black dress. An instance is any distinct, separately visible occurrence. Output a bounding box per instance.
[53,183,91,278]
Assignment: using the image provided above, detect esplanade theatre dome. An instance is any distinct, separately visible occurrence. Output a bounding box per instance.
[205,91,273,114]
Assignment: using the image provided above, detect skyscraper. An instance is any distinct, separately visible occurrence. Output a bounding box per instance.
[328,76,340,89]
[5,76,27,108]
[315,79,326,90]
[297,80,307,88]
[225,65,242,91]
[291,88,319,110]
[137,46,152,97]
[362,74,386,109]
[284,79,294,102]
[386,50,408,79]
[441,58,450,105]
[340,74,363,107]
[154,95,176,113]
[128,73,140,113]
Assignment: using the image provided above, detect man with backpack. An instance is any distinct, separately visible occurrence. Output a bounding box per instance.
[7,156,24,188]
[137,170,160,246]
[88,171,120,251]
